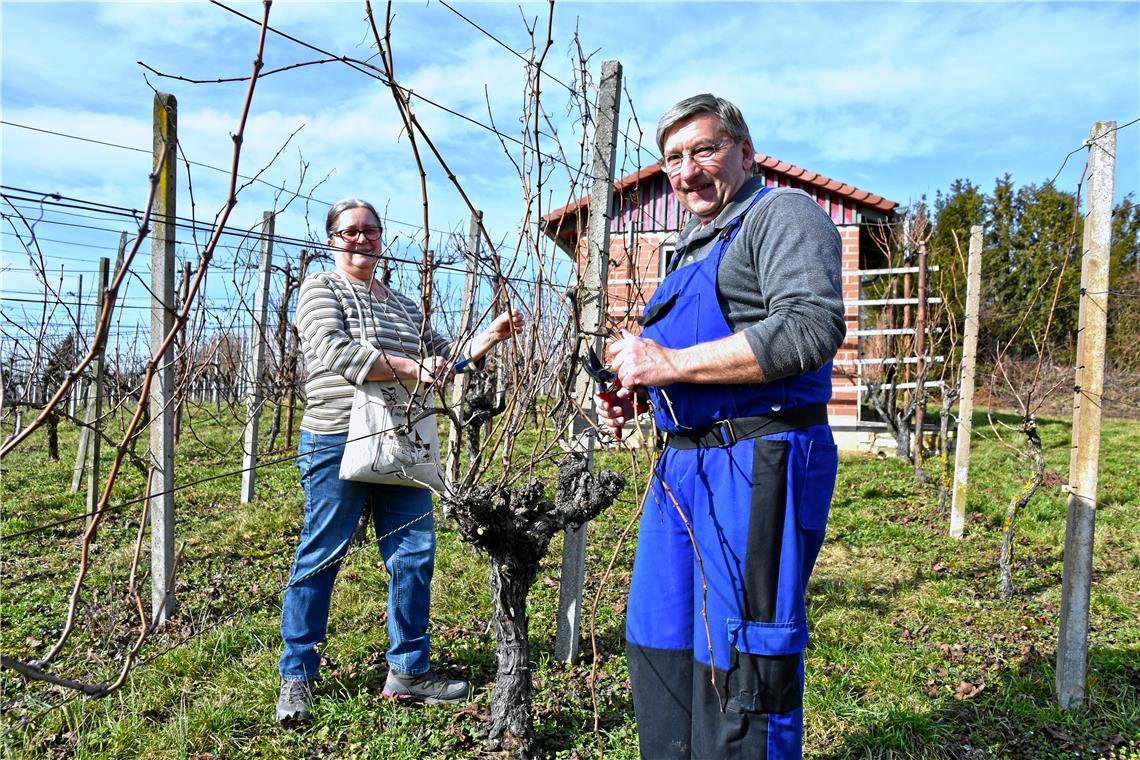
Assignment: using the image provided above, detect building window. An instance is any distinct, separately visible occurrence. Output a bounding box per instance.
[658,242,676,279]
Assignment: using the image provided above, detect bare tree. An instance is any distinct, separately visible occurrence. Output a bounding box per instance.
[992,173,1085,598]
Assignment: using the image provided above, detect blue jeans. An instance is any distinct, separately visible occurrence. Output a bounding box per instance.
[279,430,436,681]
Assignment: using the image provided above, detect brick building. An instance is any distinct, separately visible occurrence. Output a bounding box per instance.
[540,154,899,437]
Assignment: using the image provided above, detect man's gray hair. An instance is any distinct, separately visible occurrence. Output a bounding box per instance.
[325,197,382,237]
[655,94,751,153]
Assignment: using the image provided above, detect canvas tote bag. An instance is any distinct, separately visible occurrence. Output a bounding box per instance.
[335,272,446,493]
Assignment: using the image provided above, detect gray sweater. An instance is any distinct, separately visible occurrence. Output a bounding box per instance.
[670,177,845,382]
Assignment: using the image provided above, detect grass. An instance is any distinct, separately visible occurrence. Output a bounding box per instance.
[1,403,1137,759]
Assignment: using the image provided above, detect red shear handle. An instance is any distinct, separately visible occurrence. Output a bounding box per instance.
[595,388,624,441]
[595,380,649,442]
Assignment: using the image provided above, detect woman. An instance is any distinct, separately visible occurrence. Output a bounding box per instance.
[276,198,522,724]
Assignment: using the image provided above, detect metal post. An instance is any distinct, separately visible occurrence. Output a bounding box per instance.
[150,92,178,625]
[950,226,982,538]
[241,212,274,503]
[1057,121,1115,709]
[555,59,622,663]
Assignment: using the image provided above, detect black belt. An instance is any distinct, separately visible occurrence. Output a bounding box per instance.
[665,405,829,449]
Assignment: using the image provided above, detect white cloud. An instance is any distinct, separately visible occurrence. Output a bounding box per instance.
[616,1,1136,180]
[3,0,1137,263]
[2,108,153,202]
[94,1,236,47]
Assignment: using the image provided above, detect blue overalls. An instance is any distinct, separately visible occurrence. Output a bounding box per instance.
[625,187,839,759]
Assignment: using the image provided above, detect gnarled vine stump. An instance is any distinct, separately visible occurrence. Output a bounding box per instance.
[444,456,624,759]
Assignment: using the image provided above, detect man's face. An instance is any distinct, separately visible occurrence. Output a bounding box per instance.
[661,112,754,224]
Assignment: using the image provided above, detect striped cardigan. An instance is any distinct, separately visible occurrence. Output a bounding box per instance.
[296,270,451,434]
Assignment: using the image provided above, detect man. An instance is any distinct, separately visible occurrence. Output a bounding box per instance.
[598,94,843,759]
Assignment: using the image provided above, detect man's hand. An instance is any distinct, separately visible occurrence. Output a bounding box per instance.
[596,386,636,439]
[609,329,766,387]
[608,330,682,388]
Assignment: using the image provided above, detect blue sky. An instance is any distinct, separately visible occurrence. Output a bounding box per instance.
[2,1,1138,338]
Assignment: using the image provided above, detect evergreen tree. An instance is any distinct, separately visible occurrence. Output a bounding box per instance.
[983,174,1021,354]
[1107,194,1140,370]
[930,180,986,367]
[920,178,1139,373]
[1006,182,1081,359]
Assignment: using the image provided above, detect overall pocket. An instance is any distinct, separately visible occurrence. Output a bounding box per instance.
[641,293,701,349]
[723,617,806,714]
[795,437,838,532]
[639,291,679,327]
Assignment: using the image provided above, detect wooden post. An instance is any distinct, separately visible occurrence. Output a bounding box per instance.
[71,376,89,494]
[285,249,312,451]
[150,92,178,625]
[950,226,982,538]
[266,260,295,452]
[490,245,511,463]
[555,59,621,664]
[447,211,483,489]
[72,266,96,492]
[1057,121,1115,709]
[71,258,110,521]
[69,275,83,419]
[83,258,111,531]
[241,212,274,503]
[173,261,191,442]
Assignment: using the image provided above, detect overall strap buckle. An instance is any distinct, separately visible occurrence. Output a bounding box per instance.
[709,419,737,447]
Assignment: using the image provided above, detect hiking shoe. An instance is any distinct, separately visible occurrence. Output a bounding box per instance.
[275,679,314,724]
[382,669,471,704]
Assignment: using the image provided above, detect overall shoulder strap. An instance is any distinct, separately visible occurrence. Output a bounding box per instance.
[717,184,774,248]
[667,185,774,274]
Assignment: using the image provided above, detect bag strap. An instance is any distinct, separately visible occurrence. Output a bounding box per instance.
[335,270,379,348]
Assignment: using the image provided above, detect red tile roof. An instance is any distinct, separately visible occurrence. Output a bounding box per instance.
[540,161,665,224]
[753,152,897,215]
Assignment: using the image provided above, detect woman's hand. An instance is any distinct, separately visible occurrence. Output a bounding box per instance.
[418,355,455,387]
[485,309,524,344]
[470,308,525,360]
[365,353,453,385]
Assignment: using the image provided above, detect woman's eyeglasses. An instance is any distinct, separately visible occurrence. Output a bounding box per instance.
[331,226,382,242]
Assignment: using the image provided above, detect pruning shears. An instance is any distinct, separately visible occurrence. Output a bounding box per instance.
[583,345,622,403]
[584,345,625,439]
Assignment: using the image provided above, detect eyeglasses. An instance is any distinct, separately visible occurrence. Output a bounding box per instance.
[331,226,382,242]
[661,140,731,175]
